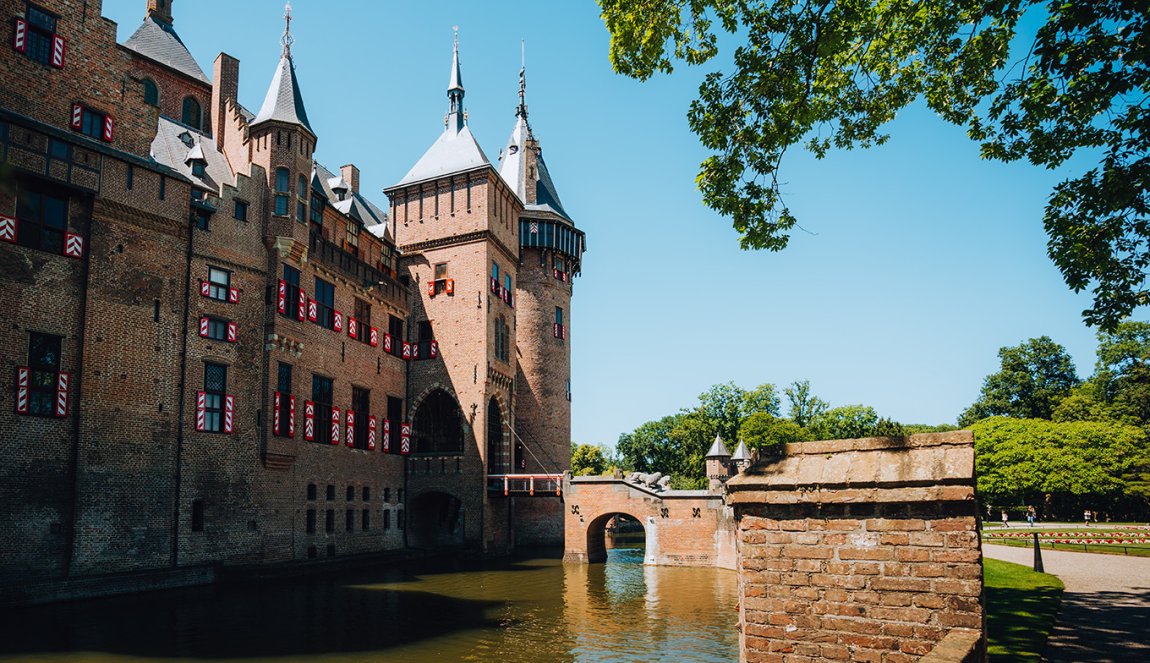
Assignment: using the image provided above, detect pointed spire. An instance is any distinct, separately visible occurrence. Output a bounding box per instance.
[446,27,466,135]
[706,434,731,459]
[517,40,529,123]
[281,2,294,58]
[251,1,313,134]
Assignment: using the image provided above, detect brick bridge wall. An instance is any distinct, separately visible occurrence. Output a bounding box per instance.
[726,432,985,663]
[562,476,737,569]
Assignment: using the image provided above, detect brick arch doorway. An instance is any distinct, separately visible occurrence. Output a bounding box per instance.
[584,512,649,564]
[408,490,465,550]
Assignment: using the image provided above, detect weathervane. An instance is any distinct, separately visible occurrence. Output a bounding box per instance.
[282,2,294,57]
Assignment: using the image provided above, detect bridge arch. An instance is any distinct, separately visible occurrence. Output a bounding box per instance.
[584,512,652,564]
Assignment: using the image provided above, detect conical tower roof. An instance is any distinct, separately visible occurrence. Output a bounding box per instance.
[706,434,731,459]
[731,440,752,462]
[251,4,313,133]
[497,64,572,221]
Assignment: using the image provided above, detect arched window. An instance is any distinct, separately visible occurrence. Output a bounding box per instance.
[142,79,159,106]
[182,96,202,129]
[412,389,464,454]
[274,168,290,216]
[487,398,506,474]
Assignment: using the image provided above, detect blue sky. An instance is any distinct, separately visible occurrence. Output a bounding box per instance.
[102,0,1122,446]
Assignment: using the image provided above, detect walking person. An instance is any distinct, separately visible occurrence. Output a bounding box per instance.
[1001,509,1010,528]
[1084,509,1092,525]
[1027,505,1036,527]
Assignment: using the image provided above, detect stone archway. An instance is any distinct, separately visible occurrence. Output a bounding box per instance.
[584,512,651,564]
[411,389,464,454]
[408,490,465,550]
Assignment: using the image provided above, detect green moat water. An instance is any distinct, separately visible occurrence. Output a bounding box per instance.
[0,548,738,662]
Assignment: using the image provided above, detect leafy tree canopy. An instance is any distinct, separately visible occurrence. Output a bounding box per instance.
[598,0,1150,329]
[571,443,611,476]
[808,404,880,440]
[739,412,812,454]
[784,379,829,427]
[958,336,1080,426]
[698,381,781,441]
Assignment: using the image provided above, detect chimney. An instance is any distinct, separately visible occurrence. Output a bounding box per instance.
[340,164,360,194]
[212,53,239,150]
[147,0,174,24]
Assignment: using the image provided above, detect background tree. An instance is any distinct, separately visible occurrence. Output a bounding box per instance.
[739,412,811,455]
[1093,321,1150,425]
[697,381,780,442]
[808,404,880,441]
[598,1,1150,328]
[571,443,610,476]
[958,336,1080,426]
[784,379,828,427]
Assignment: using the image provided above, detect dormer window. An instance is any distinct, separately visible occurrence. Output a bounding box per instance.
[508,145,519,155]
[191,160,206,178]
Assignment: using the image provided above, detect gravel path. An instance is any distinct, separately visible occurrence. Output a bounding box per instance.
[983,543,1150,662]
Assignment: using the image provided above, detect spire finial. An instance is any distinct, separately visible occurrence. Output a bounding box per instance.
[447,26,465,133]
[281,2,294,57]
[516,40,530,124]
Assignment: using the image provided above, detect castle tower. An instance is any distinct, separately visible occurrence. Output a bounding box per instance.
[500,60,586,546]
[706,435,733,493]
[730,439,753,475]
[385,31,524,554]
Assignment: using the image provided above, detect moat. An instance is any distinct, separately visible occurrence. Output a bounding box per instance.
[0,548,738,662]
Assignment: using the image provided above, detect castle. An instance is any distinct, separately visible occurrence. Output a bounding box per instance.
[0,0,583,604]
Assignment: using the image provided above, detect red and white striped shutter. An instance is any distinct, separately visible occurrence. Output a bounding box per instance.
[102,114,114,142]
[226,321,237,343]
[347,317,358,339]
[297,289,306,321]
[427,280,436,297]
[63,232,84,258]
[383,333,392,354]
[273,391,282,436]
[223,394,234,434]
[195,391,207,431]
[228,287,239,304]
[381,419,391,453]
[0,214,16,243]
[71,103,82,130]
[553,323,559,338]
[199,280,210,297]
[277,279,287,314]
[400,422,411,455]
[50,34,65,69]
[430,340,439,359]
[330,406,341,446]
[288,395,296,438]
[199,317,209,337]
[307,299,317,322]
[401,342,411,360]
[304,400,315,441]
[15,367,30,414]
[445,279,454,296]
[562,325,567,340]
[55,372,70,417]
[13,18,27,53]
[490,278,498,293]
[369,327,379,347]
[333,310,343,333]
[345,410,355,448]
[367,416,377,451]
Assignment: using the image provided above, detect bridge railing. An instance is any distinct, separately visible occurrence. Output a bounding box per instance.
[486,474,563,497]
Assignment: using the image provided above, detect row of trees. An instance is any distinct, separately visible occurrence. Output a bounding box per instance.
[960,322,1150,519]
[572,381,951,488]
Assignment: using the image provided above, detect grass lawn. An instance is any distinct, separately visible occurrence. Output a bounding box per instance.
[984,558,1064,662]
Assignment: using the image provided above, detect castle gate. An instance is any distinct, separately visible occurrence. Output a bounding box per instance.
[562,476,737,569]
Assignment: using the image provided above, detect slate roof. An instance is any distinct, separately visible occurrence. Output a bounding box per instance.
[731,440,752,462]
[123,16,209,84]
[251,54,313,133]
[706,435,731,458]
[150,117,231,190]
[395,126,490,187]
[312,162,392,243]
[498,115,572,221]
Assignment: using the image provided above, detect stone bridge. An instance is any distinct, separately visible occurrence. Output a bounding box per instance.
[562,476,737,569]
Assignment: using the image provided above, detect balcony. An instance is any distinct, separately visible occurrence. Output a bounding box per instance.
[308,230,407,303]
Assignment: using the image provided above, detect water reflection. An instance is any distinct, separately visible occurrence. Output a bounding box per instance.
[0,549,736,662]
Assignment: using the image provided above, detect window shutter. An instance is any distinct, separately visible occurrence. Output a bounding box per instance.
[15,367,30,414]
[307,299,317,322]
[102,114,114,143]
[345,410,355,448]
[277,279,287,314]
[51,34,65,69]
[297,289,306,321]
[427,281,436,297]
[369,327,379,347]
[553,323,559,338]
[288,395,296,438]
[304,400,315,441]
[195,391,207,431]
[13,18,27,54]
[199,280,210,297]
[273,391,282,436]
[400,422,412,455]
[228,287,239,304]
[445,279,454,296]
[430,340,439,359]
[71,103,82,130]
[381,419,391,453]
[367,416,377,451]
[63,232,84,258]
[223,394,234,434]
[383,333,392,354]
[199,317,209,337]
[0,214,16,243]
[401,342,411,360]
[333,310,343,333]
[55,371,70,417]
[226,321,237,343]
[330,406,341,446]
[347,316,358,339]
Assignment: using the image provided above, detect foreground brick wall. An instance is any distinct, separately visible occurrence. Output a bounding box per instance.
[726,432,985,663]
